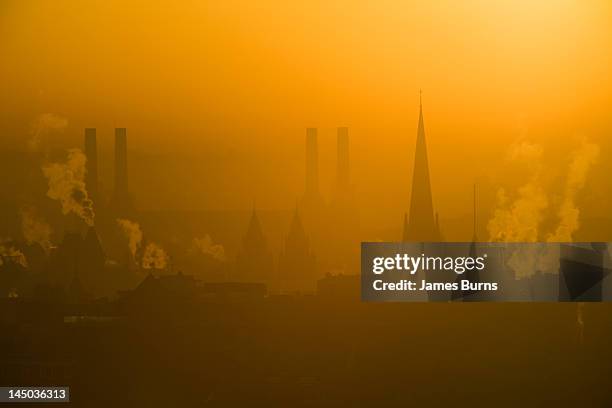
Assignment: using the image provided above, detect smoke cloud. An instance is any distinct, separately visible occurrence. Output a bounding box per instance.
[191,235,226,262]
[505,244,560,280]
[0,244,28,268]
[28,113,68,152]
[117,219,143,258]
[488,138,599,279]
[489,139,600,245]
[142,243,169,270]
[42,148,95,226]
[547,141,599,242]
[488,139,548,242]
[20,206,52,252]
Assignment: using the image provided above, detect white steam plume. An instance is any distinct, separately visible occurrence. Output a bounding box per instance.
[42,148,94,226]
[117,219,143,258]
[0,244,28,268]
[547,141,599,242]
[488,139,548,242]
[20,206,52,253]
[191,235,226,262]
[142,243,169,270]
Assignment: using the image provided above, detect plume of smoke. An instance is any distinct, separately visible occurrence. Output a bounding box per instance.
[488,183,548,242]
[488,139,548,242]
[488,139,550,279]
[489,138,600,279]
[191,235,226,262]
[0,244,28,268]
[20,206,52,253]
[117,219,143,258]
[547,141,599,242]
[28,113,68,152]
[42,148,95,226]
[142,243,168,270]
[506,244,559,280]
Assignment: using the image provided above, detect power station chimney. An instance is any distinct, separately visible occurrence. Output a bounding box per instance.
[305,128,319,197]
[84,128,98,205]
[336,127,349,191]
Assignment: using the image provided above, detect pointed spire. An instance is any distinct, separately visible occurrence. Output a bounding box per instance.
[405,92,437,241]
[243,206,266,253]
[287,206,308,248]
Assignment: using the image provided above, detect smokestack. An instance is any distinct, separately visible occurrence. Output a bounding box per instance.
[84,128,98,204]
[337,127,349,190]
[305,128,319,196]
[114,128,128,198]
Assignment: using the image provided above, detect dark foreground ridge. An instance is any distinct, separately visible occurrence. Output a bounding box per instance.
[1,289,611,407]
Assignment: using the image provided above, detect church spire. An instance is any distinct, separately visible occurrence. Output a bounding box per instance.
[243,206,266,253]
[404,92,438,242]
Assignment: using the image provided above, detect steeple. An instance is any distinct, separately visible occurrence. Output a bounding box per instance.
[236,205,272,283]
[403,93,438,242]
[285,207,309,253]
[279,203,316,292]
[243,207,266,254]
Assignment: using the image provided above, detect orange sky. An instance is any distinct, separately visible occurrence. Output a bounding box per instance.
[1,0,611,234]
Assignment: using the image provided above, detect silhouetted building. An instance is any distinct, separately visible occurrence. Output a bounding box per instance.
[46,227,108,297]
[403,95,439,242]
[84,128,99,206]
[300,128,330,269]
[278,207,316,292]
[235,208,273,283]
[110,128,133,215]
[123,271,199,314]
[80,226,105,287]
[317,273,359,302]
[202,282,266,302]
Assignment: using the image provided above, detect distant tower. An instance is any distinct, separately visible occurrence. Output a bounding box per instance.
[111,128,132,215]
[236,207,273,283]
[84,128,99,206]
[279,206,316,292]
[403,92,439,242]
[300,127,328,268]
[455,184,483,301]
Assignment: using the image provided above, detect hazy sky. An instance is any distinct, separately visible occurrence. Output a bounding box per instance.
[1,1,611,230]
